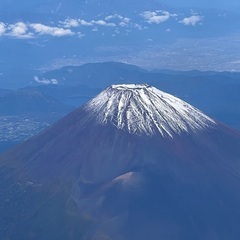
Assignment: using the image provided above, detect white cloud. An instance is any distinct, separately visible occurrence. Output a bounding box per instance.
[79,19,93,26]
[119,18,130,27]
[92,20,116,27]
[34,76,58,85]
[105,15,130,27]
[8,22,33,39]
[60,18,79,28]
[114,29,120,34]
[141,11,175,24]
[180,15,203,26]
[77,32,85,38]
[133,23,144,30]
[123,17,130,23]
[30,23,74,37]
[119,22,127,27]
[94,20,107,25]
[105,14,123,21]
[1,20,77,39]
[9,22,27,35]
[105,14,130,22]
[0,22,6,36]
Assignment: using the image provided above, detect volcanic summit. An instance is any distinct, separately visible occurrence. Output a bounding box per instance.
[1,84,240,240]
[85,84,216,137]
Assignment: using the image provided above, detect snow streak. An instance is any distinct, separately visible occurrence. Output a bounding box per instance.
[85,84,216,137]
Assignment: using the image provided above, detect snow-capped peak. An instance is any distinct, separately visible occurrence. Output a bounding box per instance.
[85,84,216,137]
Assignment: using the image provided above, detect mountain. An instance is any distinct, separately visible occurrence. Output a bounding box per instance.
[38,61,148,87]
[1,84,240,239]
[35,62,240,129]
[22,85,101,107]
[0,88,74,115]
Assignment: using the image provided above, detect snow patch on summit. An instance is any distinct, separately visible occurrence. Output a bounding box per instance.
[85,84,216,137]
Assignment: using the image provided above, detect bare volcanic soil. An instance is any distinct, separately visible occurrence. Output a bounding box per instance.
[1,84,240,240]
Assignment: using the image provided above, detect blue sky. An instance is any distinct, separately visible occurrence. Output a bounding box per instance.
[1,0,240,82]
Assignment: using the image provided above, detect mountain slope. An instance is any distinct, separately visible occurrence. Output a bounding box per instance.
[1,84,240,240]
[0,89,73,115]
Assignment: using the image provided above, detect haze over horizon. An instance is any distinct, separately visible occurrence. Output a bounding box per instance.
[0,0,240,84]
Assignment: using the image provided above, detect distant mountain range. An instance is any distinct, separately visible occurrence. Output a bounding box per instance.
[1,0,240,79]
[2,61,240,129]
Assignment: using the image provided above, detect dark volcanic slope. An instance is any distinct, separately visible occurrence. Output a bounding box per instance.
[1,84,240,240]
[0,89,73,115]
